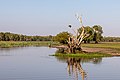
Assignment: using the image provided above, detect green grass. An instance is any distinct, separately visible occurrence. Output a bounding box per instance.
[82,42,120,50]
[50,52,112,58]
[1,41,120,49]
[0,41,59,48]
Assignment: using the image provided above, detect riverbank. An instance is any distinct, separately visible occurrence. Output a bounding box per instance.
[82,42,120,56]
[0,41,59,48]
[0,41,120,56]
[53,42,120,56]
[82,47,120,56]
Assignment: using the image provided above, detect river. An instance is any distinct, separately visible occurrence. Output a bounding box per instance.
[0,47,120,80]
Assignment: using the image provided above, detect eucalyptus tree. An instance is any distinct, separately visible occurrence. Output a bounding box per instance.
[92,25,103,43]
[78,26,94,43]
[54,32,70,44]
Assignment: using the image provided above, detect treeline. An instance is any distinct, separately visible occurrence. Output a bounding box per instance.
[0,32,53,41]
[0,32,120,42]
[102,37,120,42]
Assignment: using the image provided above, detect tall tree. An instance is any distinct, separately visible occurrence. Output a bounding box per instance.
[93,25,103,43]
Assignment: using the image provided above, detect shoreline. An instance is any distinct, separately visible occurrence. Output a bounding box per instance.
[52,45,120,56]
[82,47,120,56]
[0,41,120,56]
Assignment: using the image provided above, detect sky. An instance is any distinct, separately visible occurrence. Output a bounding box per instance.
[0,0,120,36]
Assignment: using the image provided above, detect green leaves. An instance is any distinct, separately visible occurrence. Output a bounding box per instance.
[53,32,70,44]
[78,25,103,43]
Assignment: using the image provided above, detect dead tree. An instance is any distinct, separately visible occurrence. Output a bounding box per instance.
[67,15,90,53]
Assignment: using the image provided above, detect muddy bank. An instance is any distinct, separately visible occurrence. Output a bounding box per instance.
[82,47,120,56]
[52,45,120,56]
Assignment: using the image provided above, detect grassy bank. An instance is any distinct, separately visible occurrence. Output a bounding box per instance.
[82,42,120,50]
[51,52,112,58]
[51,42,120,57]
[0,41,120,49]
[0,41,59,48]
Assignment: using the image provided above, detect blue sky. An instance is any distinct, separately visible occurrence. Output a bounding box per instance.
[0,0,120,36]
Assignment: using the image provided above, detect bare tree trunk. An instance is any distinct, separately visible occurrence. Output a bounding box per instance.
[66,15,90,54]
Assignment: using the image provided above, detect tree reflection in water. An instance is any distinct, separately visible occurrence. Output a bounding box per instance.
[67,58,86,80]
[55,56,102,80]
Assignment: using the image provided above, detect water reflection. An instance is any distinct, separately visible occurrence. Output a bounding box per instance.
[55,56,102,80]
[67,58,86,80]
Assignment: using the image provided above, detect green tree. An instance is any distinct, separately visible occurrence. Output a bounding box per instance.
[20,35,26,41]
[93,25,103,43]
[78,26,94,43]
[54,32,70,44]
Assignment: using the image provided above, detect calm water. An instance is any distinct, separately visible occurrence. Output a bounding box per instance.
[0,47,120,80]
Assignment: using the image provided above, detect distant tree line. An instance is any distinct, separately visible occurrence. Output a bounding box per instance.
[102,37,120,42]
[0,32,53,41]
[1,30,119,43]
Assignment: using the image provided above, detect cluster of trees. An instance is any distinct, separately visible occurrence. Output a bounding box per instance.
[81,25,103,43]
[0,32,52,41]
[53,25,103,44]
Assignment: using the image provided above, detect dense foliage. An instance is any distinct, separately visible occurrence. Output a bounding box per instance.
[78,25,103,43]
[53,32,70,44]
[92,25,103,43]
[78,26,94,43]
[0,32,53,41]
[53,25,104,44]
